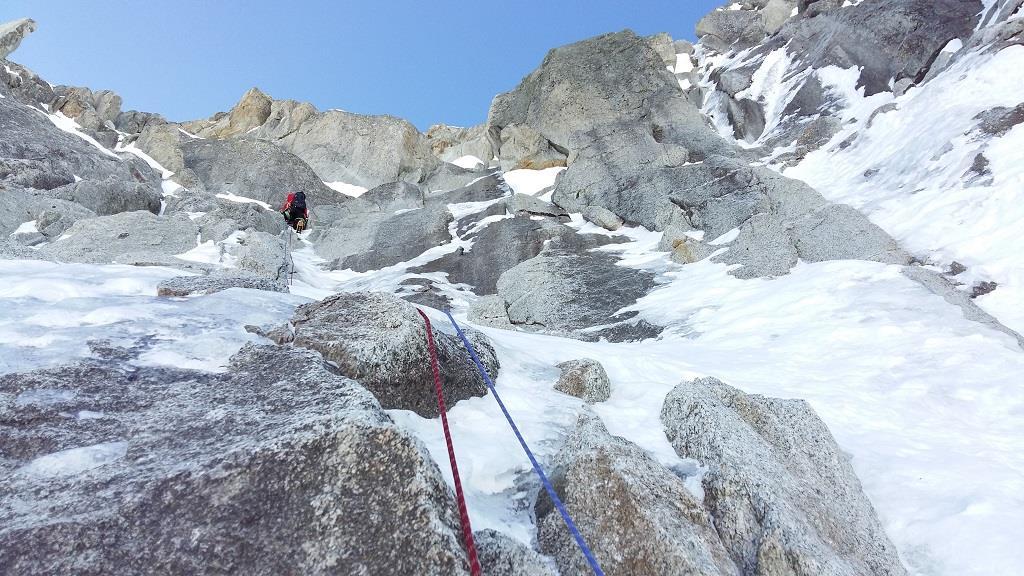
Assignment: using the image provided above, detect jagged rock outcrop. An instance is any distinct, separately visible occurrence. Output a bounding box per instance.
[0,18,35,59]
[699,0,983,146]
[288,292,499,418]
[0,344,476,575]
[554,359,612,403]
[187,87,273,139]
[696,0,797,53]
[50,85,123,148]
[646,32,678,68]
[537,411,738,575]
[427,123,494,164]
[486,30,735,165]
[661,377,907,576]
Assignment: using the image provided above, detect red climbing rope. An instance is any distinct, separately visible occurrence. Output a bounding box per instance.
[417,308,482,576]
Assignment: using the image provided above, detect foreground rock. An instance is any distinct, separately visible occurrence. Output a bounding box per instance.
[0,18,36,59]
[0,344,475,575]
[486,30,729,162]
[475,529,556,576]
[555,141,910,278]
[538,411,737,575]
[157,272,287,296]
[179,88,443,189]
[289,292,499,418]
[426,123,493,164]
[554,359,611,403]
[660,377,907,576]
[699,0,981,146]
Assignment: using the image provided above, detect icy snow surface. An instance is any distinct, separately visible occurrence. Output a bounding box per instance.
[501,167,565,200]
[0,261,303,374]
[785,45,1024,334]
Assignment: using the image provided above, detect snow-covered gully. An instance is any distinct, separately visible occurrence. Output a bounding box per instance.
[3,3,1023,575]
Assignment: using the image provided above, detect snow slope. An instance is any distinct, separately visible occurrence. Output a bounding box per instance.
[7,198,1021,575]
[785,44,1024,335]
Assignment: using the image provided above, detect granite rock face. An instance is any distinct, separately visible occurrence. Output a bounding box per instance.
[288,292,499,418]
[537,411,738,576]
[0,344,475,575]
[660,377,907,576]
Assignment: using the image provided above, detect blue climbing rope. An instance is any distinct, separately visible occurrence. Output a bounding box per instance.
[443,309,606,576]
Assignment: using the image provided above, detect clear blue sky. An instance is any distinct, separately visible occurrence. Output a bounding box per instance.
[1,1,717,130]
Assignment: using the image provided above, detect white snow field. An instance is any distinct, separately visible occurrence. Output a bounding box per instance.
[785,45,1024,336]
[3,205,1022,576]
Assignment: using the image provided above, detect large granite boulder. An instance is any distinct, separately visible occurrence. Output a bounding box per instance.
[288,292,499,418]
[489,245,659,341]
[537,411,738,575]
[0,344,476,575]
[413,215,618,296]
[315,202,452,272]
[231,230,290,280]
[497,124,568,171]
[195,198,286,242]
[0,18,36,59]
[661,377,907,576]
[37,211,199,265]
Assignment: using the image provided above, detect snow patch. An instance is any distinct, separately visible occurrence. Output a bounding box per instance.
[324,180,368,197]
[19,441,128,477]
[215,192,272,210]
[451,155,485,169]
[43,111,120,160]
[502,167,565,198]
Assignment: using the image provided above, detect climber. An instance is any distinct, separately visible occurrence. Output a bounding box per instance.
[281,190,309,232]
